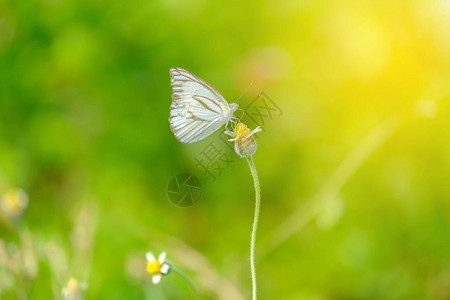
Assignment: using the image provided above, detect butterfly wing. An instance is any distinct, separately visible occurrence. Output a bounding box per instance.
[169,67,232,144]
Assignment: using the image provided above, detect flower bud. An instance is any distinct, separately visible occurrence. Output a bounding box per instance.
[232,123,261,158]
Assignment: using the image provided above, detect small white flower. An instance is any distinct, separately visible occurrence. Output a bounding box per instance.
[61,277,88,300]
[0,188,28,218]
[146,251,171,284]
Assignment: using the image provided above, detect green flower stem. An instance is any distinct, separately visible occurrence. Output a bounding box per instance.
[171,266,202,299]
[246,156,260,300]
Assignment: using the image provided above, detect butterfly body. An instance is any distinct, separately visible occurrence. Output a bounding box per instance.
[169,67,238,144]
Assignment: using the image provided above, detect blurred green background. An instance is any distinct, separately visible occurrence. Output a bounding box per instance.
[0,0,450,299]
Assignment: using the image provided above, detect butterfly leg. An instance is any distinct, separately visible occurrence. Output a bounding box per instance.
[224,121,235,137]
[235,108,246,121]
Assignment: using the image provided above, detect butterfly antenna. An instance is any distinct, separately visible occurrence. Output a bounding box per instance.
[235,83,253,104]
[239,109,245,120]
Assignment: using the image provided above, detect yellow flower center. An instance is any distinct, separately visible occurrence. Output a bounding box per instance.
[66,278,80,291]
[234,123,251,140]
[146,260,161,274]
[3,189,27,214]
[6,190,21,212]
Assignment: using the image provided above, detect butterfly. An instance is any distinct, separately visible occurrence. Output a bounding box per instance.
[169,67,239,144]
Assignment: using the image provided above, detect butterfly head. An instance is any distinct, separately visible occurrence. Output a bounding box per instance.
[230,103,238,114]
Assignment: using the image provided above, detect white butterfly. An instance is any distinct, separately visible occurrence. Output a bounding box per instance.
[169,67,238,144]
